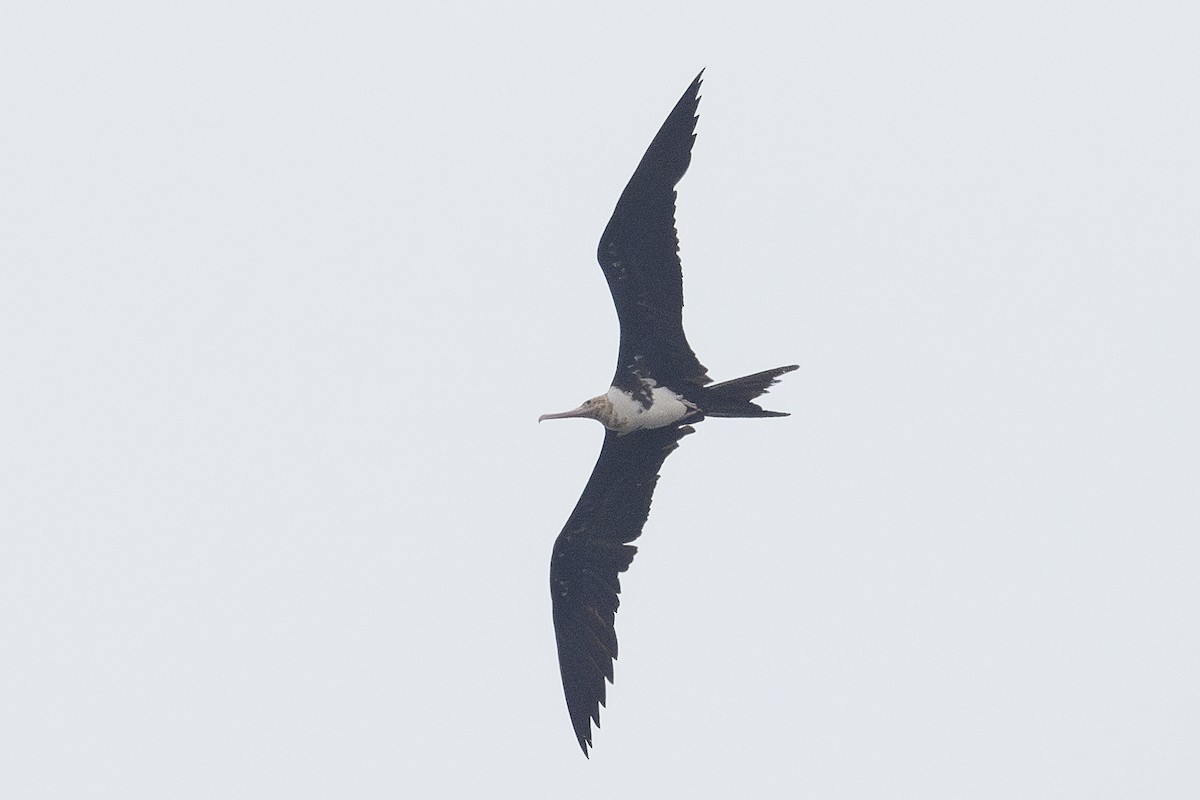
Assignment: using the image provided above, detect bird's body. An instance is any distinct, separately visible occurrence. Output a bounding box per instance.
[540,71,797,756]
[540,379,697,433]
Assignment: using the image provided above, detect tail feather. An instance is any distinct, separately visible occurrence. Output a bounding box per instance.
[701,364,798,418]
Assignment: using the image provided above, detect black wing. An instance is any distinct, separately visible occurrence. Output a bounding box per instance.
[549,424,694,756]
[597,71,711,389]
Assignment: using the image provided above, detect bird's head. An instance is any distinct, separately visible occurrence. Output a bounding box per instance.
[538,395,613,425]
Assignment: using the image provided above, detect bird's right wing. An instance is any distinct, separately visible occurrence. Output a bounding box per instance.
[549,424,694,756]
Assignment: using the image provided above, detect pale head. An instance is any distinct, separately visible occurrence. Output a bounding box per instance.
[538,395,613,426]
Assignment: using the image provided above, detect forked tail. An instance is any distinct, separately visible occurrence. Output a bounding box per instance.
[701,364,799,418]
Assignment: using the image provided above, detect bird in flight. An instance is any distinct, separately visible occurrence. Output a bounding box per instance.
[539,71,797,756]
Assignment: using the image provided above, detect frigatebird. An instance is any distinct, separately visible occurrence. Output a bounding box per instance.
[539,71,797,756]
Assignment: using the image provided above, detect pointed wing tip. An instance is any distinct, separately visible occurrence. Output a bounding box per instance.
[573,711,599,757]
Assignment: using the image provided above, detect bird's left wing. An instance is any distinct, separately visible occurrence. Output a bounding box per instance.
[549,424,694,756]
[597,71,711,388]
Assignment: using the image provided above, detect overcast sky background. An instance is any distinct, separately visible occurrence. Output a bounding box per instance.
[2,3,1198,798]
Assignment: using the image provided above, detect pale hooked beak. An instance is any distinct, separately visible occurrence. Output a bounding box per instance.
[538,404,592,423]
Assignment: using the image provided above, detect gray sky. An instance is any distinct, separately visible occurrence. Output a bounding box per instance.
[2,2,1198,797]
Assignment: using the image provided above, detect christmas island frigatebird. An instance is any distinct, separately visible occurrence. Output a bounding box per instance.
[539,71,797,756]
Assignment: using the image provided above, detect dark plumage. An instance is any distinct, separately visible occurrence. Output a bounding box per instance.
[543,71,797,756]
[598,71,710,392]
[550,424,693,753]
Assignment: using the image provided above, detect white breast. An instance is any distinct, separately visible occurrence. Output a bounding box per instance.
[604,384,696,434]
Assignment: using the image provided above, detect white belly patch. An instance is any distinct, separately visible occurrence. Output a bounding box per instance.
[604,384,696,434]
